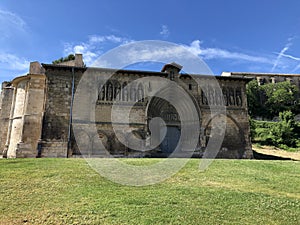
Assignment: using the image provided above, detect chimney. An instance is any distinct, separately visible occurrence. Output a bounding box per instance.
[29,61,43,74]
[75,54,84,67]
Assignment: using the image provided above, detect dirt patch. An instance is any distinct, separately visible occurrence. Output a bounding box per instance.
[252,145,300,161]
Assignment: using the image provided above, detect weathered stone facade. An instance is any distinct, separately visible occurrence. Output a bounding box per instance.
[0,54,253,158]
[0,63,45,158]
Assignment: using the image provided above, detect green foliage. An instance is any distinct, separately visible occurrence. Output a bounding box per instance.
[270,111,297,147]
[246,80,299,119]
[261,81,299,116]
[251,111,300,150]
[52,54,75,64]
[247,79,300,150]
[246,80,265,117]
[249,117,256,138]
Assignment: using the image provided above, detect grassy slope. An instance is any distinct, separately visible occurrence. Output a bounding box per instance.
[0,158,299,225]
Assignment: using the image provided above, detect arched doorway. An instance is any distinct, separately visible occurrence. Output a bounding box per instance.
[160,126,180,153]
[147,97,181,154]
[204,114,245,158]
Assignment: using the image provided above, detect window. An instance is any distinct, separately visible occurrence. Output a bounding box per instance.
[170,71,175,80]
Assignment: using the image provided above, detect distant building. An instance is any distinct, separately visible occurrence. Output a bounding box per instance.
[0,54,253,159]
[221,72,300,88]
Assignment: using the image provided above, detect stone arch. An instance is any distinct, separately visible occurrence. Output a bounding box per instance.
[97,130,110,153]
[137,83,144,102]
[112,130,127,154]
[130,84,137,102]
[98,82,105,101]
[106,81,113,101]
[235,87,242,106]
[203,114,246,158]
[74,129,93,155]
[146,89,201,122]
[122,82,128,101]
[74,129,110,156]
[228,87,235,106]
[146,89,201,154]
[113,81,121,101]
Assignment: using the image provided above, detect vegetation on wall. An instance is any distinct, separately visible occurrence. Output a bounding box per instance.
[52,54,75,64]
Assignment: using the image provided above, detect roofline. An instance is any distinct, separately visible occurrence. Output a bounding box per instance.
[41,63,168,76]
[223,72,300,77]
[41,63,251,81]
[11,74,45,86]
[191,74,253,82]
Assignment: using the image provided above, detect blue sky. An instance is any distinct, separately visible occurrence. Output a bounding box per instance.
[1,0,300,83]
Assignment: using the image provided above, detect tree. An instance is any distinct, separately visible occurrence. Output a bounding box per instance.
[246,80,265,117]
[270,110,297,147]
[261,81,298,117]
[246,80,299,119]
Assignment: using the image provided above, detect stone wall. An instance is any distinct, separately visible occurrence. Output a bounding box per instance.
[0,83,14,153]
[41,66,84,157]
[17,75,46,157]
[7,79,28,157]
[1,60,253,159]
[198,78,252,159]
[3,74,46,158]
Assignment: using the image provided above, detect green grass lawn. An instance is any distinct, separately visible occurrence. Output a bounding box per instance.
[0,158,299,225]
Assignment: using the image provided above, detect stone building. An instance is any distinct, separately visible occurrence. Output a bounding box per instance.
[0,54,253,158]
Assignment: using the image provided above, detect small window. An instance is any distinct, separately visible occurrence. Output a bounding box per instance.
[189,84,192,90]
[170,71,175,80]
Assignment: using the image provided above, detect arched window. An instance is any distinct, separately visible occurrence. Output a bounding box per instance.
[228,87,235,106]
[130,85,136,102]
[114,81,121,101]
[122,82,128,101]
[137,83,144,102]
[235,87,242,106]
[106,82,113,101]
[208,85,215,105]
[222,88,229,106]
[201,88,208,105]
[98,82,105,101]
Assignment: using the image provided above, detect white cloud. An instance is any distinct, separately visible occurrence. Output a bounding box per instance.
[0,9,26,28]
[73,38,275,73]
[101,39,271,65]
[89,35,128,44]
[0,53,29,80]
[292,64,300,73]
[184,40,273,64]
[160,25,170,38]
[279,53,300,73]
[0,53,29,70]
[107,40,275,74]
[271,40,293,72]
[0,8,27,39]
[64,35,300,74]
[64,35,132,65]
[267,37,300,73]
[91,41,214,74]
[280,53,300,61]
